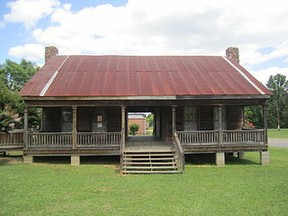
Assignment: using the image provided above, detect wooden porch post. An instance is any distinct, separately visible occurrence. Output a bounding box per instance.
[263,104,268,145]
[23,107,33,163]
[218,106,223,145]
[23,107,28,149]
[260,104,269,166]
[172,105,177,133]
[72,106,77,149]
[121,106,126,148]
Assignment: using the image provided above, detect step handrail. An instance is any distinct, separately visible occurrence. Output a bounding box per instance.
[120,129,125,173]
[173,132,185,173]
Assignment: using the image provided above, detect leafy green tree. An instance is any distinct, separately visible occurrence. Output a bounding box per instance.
[244,106,263,129]
[146,113,154,128]
[266,74,288,129]
[0,59,39,91]
[0,59,39,132]
[129,123,140,135]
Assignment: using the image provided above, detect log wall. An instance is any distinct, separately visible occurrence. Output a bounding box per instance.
[227,106,243,130]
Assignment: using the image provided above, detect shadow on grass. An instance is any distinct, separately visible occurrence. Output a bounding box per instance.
[33,156,71,164]
[184,153,259,166]
[81,156,121,173]
[31,155,121,165]
[225,154,259,165]
[0,152,23,165]
[81,156,120,165]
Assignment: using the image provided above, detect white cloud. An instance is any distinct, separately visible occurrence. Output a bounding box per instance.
[8,43,44,61]
[241,42,288,66]
[251,67,288,84]
[4,0,60,28]
[6,0,288,82]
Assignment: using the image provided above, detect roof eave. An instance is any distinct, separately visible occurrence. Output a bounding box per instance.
[21,94,271,101]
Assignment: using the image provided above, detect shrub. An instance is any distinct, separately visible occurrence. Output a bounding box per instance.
[129,123,140,135]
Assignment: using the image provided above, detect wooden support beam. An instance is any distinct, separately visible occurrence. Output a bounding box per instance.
[121,106,126,148]
[218,106,223,145]
[172,105,177,133]
[72,106,77,149]
[23,107,28,149]
[263,105,268,145]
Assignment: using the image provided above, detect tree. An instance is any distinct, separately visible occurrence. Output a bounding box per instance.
[129,123,140,135]
[0,59,39,132]
[0,59,39,91]
[146,113,154,128]
[266,74,288,129]
[244,106,263,129]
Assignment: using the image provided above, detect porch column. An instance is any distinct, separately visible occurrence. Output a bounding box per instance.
[172,105,177,133]
[23,107,28,149]
[260,104,269,165]
[121,106,126,149]
[72,106,77,149]
[263,104,268,145]
[23,107,33,163]
[218,106,223,145]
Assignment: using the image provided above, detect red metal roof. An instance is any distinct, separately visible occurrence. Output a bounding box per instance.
[20,55,271,98]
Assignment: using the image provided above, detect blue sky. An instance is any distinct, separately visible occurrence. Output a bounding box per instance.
[0,0,287,83]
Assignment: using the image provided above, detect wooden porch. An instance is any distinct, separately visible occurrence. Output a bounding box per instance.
[0,128,269,171]
[1,129,267,153]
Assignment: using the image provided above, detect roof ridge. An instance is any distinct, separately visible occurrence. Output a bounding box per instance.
[222,56,265,95]
[40,55,70,96]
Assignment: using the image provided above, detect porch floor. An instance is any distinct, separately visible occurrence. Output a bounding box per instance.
[126,136,173,152]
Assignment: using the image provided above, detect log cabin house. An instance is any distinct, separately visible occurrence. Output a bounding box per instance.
[19,47,271,174]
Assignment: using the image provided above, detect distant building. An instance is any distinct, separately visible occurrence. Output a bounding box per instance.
[128,114,147,135]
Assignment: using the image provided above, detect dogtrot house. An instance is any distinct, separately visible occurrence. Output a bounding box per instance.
[18,47,271,174]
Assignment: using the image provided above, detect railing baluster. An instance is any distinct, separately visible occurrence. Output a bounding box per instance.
[177,129,264,146]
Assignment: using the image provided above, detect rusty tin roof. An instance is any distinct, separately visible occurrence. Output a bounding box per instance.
[20,55,271,99]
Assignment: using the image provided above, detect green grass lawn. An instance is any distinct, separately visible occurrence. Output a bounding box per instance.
[268,128,288,139]
[1,148,288,216]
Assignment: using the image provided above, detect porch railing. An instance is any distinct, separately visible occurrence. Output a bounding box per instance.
[27,132,72,148]
[173,132,185,173]
[223,130,264,144]
[0,133,24,147]
[178,130,219,145]
[177,129,264,145]
[26,131,121,148]
[77,132,121,147]
[6,130,265,149]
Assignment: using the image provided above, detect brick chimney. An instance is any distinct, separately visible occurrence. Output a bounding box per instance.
[226,47,239,64]
[45,46,58,63]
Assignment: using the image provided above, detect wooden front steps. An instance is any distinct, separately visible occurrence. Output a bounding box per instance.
[122,149,182,174]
